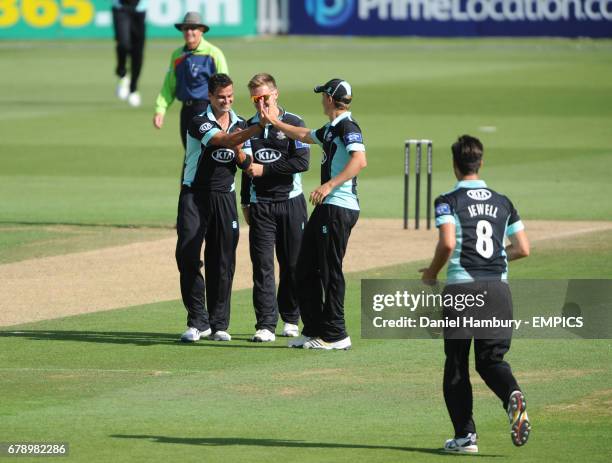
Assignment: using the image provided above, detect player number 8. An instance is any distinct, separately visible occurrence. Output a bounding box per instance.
[476,219,494,259]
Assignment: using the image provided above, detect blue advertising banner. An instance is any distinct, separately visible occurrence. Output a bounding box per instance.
[290,0,612,37]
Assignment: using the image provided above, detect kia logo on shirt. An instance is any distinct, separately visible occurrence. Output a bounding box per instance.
[254,148,282,163]
[212,149,235,163]
[467,189,492,201]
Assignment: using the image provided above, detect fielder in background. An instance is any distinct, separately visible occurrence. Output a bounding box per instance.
[259,78,367,350]
[112,0,147,107]
[153,11,228,149]
[419,135,531,453]
[176,73,265,343]
[240,73,310,343]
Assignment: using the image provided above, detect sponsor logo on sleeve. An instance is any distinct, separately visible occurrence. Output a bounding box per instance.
[199,122,214,133]
[254,148,282,163]
[211,149,235,163]
[343,132,363,145]
[295,140,310,149]
[467,189,492,201]
[435,203,452,216]
[325,131,334,142]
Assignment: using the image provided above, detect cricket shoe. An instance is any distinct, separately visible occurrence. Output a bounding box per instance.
[116,76,130,100]
[251,329,275,342]
[303,336,351,350]
[281,323,299,337]
[508,390,531,447]
[443,433,478,454]
[180,327,211,342]
[127,91,141,107]
[210,331,231,341]
[287,335,312,348]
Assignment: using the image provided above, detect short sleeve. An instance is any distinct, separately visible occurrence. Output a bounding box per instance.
[291,117,310,155]
[311,126,326,146]
[337,120,366,153]
[191,116,219,147]
[435,195,456,228]
[506,199,524,236]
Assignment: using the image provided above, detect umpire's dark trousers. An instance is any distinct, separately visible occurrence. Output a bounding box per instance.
[297,204,359,342]
[112,7,145,93]
[443,281,521,437]
[249,195,308,332]
[176,188,239,332]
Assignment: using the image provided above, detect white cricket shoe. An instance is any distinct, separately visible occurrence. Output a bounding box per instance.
[251,329,275,342]
[303,336,351,350]
[443,433,478,454]
[281,322,299,337]
[287,335,312,348]
[210,331,231,341]
[127,91,141,107]
[508,390,531,447]
[116,76,130,100]
[180,327,211,342]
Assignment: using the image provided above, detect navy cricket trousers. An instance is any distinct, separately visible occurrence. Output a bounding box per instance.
[249,195,308,332]
[297,204,359,342]
[176,188,239,332]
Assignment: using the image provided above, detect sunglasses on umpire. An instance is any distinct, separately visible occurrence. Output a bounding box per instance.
[182,25,202,31]
[251,94,272,104]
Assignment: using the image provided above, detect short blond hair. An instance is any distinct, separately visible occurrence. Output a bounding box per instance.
[248,73,277,91]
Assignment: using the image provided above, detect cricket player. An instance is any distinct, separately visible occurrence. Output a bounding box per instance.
[176,73,264,343]
[240,73,310,342]
[259,78,367,350]
[419,135,531,453]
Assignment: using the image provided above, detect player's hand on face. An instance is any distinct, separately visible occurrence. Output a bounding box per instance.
[247,163,264,177]
[309,182,333,206]
[419,267,438,286]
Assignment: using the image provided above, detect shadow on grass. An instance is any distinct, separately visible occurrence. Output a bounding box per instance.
[0,330,286,349]
[111,435,504,457]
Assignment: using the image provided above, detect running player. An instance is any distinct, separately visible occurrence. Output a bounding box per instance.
[420,135,531,453]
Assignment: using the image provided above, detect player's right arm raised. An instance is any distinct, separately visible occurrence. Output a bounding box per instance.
[259,101,315,144]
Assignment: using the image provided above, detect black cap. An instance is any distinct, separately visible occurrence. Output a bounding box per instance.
[314,79,352,103]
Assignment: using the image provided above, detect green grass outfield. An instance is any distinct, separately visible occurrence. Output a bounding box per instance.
[1,37,611,462]
[1,38,611,226]
[1,231,611,462]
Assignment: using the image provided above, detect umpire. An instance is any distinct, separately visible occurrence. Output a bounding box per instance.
[420,135,531,453]
[153,12,228,149]
[177,73,264,343]
[241,73,310,343]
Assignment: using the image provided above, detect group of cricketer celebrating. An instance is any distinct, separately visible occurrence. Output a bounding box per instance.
[174,72,365,352]
[171,70,532,454]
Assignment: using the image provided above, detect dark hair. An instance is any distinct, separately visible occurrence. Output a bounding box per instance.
[452,135,483,175]
[208,73,233,95]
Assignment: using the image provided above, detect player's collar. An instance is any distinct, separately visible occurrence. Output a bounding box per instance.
[456,179,487,189]
[206,106,238,128]
[330,111,351,127]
